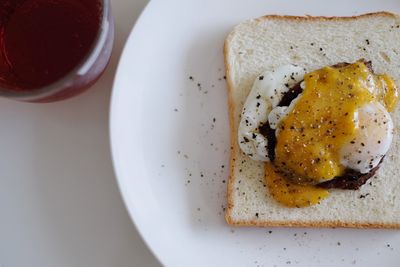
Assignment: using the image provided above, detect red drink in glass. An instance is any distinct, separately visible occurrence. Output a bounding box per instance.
[0,0,114,102]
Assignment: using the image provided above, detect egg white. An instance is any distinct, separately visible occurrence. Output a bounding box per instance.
[238,65,306,161]
[340,102,393,173]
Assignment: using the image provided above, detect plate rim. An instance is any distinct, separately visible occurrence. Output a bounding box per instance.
[109,0,163,265]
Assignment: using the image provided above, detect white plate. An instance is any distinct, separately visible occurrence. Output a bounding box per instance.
[110,0,400,266]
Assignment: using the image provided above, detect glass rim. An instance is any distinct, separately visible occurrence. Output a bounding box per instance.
[0,0,111,101]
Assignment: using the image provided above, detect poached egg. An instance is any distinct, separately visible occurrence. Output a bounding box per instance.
[239,60,398,185]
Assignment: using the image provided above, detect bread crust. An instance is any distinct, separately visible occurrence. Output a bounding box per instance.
[256,11,398,22]
[224,11,400,229]
[226,217,400,229]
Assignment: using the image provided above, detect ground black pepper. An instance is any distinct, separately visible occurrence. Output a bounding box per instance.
[359,193,370,199]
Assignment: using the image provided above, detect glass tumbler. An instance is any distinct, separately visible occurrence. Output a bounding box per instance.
[0,0,114,102]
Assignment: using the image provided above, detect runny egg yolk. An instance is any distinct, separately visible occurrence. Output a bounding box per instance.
[274,61,398,184]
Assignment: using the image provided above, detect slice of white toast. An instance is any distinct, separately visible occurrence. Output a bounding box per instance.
[224,12,400,228]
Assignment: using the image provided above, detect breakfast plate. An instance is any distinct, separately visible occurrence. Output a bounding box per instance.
[110,0,400,266]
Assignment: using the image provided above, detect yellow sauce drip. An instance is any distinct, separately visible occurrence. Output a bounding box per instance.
[265,163,329,208]
[274,61,397,184]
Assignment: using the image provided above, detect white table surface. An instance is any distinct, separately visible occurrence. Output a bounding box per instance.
[0,1,161,266]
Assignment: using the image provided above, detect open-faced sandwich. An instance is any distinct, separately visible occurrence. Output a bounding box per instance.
[224,12,400,228]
